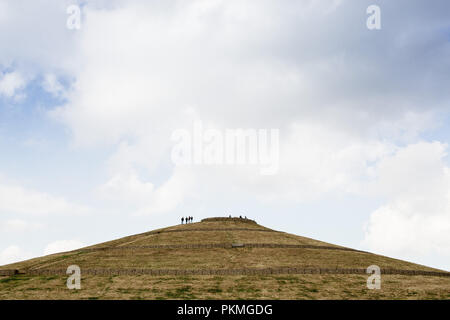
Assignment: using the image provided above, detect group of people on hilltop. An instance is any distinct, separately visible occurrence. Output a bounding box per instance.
[181,215,249,224]
[229,214,248,219]
[181,216,193,224]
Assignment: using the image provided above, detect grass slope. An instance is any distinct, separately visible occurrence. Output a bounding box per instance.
[1,218,449,299]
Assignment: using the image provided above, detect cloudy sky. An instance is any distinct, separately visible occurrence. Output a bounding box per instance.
[1,0,449,271]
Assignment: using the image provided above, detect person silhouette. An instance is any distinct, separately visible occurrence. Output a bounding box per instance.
[181,217,184,224]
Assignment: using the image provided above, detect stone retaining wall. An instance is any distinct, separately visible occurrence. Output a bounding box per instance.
[201,217,257,224]
[77,243,364,253]
[20,267,450,277]
[0,269,18,276]
[151,228,274,234]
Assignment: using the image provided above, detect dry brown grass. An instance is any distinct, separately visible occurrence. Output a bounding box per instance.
[16,247,439,271]
[1,274,449,300]
[0,219,448,299]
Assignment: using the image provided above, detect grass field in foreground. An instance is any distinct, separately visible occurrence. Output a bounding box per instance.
[1,274,449,300]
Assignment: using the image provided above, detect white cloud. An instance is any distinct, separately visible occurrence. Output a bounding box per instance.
[0,245,31,266]
[98,171,155,205]
[47,0,446,204]
[99,167,194,216]
[43,240,84,255]
[369,142,449,198]
[1,219,44,233]
[134,168,194,216]
[0,0,80,73]
[51,1,450,147]
[247,122,395,202]
[42,0,447,194]
[0,1,9,23]
[363,142,450,270]
[41,73,65,97]
[0,71,26,99]
[166,120,395,204]
[0,181,90,216]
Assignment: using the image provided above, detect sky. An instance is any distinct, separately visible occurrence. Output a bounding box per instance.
[0,0,450,271]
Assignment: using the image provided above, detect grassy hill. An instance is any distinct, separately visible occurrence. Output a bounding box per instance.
[1,217,449,299]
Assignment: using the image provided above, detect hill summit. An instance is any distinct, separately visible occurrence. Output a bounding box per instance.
[1,217,449,299]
